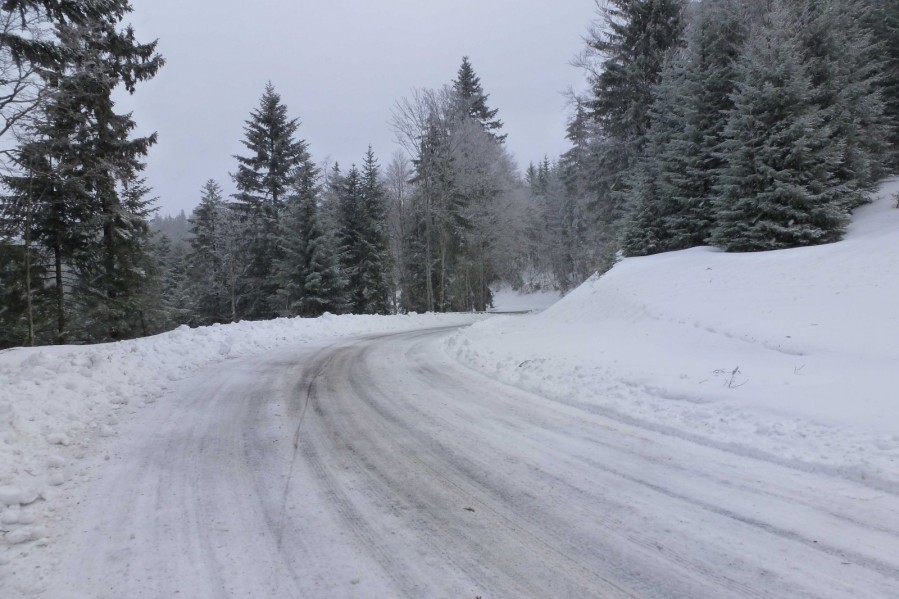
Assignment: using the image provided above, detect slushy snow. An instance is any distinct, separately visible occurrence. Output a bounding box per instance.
[0,312,483,568]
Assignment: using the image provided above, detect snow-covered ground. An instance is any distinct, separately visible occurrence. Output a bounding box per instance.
[0,312,482,569]
[450,178,899,492]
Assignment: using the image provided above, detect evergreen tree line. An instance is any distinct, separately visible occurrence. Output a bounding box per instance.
[524,0,899,289]
[183,58,528,326]
[151,83,394,327]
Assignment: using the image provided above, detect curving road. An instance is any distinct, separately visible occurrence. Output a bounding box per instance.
[45,325,899,598]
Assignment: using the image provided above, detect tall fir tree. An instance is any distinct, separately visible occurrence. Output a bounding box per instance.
[587,0,687,148]
[866,0,899,165]
[336,165,366,313]
[623,0,748,256]
[4,11,162,343]
[711,2,847,252]
[801,0,891,205]
[187,180,231,324]
[453,56,505,142]
[232,83,308,319]
[358,148,391,314]
[274,159,343,317]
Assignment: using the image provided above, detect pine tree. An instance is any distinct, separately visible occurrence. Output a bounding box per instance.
[231,83,309,319]
[711,3,847,252]
[336,165,366,313]
[149,232,192,330]
[274,159,343,317]
[623,0,748,256]
[75,176,160,342]
[453,56,505,142]
[587,0,687,148]
[802,0,890,205]
[187,180,231,324]
[866,0,899,164]
[358,148,391,314]
[4,12,162,343]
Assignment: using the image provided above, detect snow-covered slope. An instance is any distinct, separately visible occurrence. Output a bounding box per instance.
[0,312,481,564]
[450,178,899,491]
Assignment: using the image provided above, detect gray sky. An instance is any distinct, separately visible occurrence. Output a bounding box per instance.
[120,0,596,216]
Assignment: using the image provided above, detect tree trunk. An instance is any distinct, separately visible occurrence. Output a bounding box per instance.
[53,242,65,344]
[24,185,34,346]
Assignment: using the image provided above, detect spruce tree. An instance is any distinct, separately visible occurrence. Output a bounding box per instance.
[711,3,847,252]
[802,0,891,204]
[274,159,343,317]
[232,83,308,319]
[623,0,748,256]
[187,180,231,324]
[358,148,391,314]
[867,0,899,164]
[453,56,505,142]
[587,0,687,148]
[336,165,366,313]
[5,12,162,343]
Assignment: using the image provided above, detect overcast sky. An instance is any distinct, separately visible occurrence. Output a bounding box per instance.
[120,0,597,216]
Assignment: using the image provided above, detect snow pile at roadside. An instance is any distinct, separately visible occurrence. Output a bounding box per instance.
[0,312,481,560]
[449,178,899,491]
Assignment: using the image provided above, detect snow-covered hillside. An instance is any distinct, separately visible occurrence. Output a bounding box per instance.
[0,312,482,565]
[450,178,899,491]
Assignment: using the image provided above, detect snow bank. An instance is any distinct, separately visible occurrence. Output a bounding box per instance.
[0,312,480,560]
[449,178,899,491]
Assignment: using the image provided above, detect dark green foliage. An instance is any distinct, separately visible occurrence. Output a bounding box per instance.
[866,0,899,165]
[73,177,160,342]
[801,0,891,201]
[336,149,391,315]
[187,180,232,324]
[275,160,343,317]
[1,4,162,345]
[453,56,505,142]
[711,6,847,251]
[231,83,309,319]
[623,0,747,256]
[587,0,687,147]
[0,239,53,347]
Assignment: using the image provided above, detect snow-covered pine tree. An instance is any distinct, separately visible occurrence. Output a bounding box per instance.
[621,50,690,257]
[623,0,749,256]
[453,56,505,142]
[232,83,308,319]
[557,100,603,285]
[586,0,687,149]
[711,2,847,252]
[801,0,891,207]
[75,175,160,342]
[301,213,344,317]
[866,0,899,165]
[149,232,192,330]
[274,158,343,317]
[581,0,687,263]
[187,180,231,324]
[358,148,392,315]
[336,166,365,313]
[27,15,161,343]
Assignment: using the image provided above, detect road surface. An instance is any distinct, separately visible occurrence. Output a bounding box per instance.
[41,326,899,597]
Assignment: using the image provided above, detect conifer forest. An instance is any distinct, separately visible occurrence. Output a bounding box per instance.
[1,0,898,349]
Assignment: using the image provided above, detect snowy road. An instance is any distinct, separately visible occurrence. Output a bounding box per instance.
[42,325,899,598]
